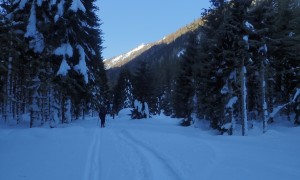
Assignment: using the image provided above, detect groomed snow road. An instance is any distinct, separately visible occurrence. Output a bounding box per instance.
[1,113,300,180]
[84,125,187,180]
[80,113,224,180]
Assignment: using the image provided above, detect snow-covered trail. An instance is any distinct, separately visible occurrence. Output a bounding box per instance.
[86,127,152,180]
[117,129,184,180]
[88,115,220,180]
[84,115,300,180]
[103,118,219,180]
[1,114,300,180]
[82,121,187,180]
[83,129,101,180]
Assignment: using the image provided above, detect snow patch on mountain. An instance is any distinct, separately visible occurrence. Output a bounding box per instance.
[177,49,185,57]
[104,43,149,69]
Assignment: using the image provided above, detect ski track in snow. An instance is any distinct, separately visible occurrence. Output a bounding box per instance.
[1,115,300,180]
[115,130,153,180]
[119,129,185,180]
[189,136,220,179]
[83,129,101,180]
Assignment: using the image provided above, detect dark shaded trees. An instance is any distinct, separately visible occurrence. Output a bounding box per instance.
[131,61,153,119]
[0,0,108,127]
[173,32,198,125]
[196,0,253,135]
[113,67,134,114]
[192,0,300,134]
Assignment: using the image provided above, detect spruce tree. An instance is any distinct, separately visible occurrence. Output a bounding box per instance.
[2,0,47,126]
[113,67,134,115]
[2,0,107,126]
[52,0,108,118]
[196,0,228,129]
[247,0,277,132]
[198,0,253,135]
[250,0,300,126]
[131,61,153,119]
[271,0,300,122]
[173,32,197,125]
[216,0,253,135]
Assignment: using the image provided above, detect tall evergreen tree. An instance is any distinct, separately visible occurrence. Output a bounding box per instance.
[197,0,253,135]
[1,0,107,126]
[2,0,48,127]
[152,55,179,116]
[251,0,300,127]
[271,0,300,122]
[173,32,198,125]
[196,0,227,129]
[217,0,253,135]
[247,0,276,132]
[113,67,134,114]
[131,61,153,118]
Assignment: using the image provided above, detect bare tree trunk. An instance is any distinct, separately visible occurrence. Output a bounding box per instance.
[30,75,41,128]
[15,78,22,124]
[50,87,60,128]
[228,78,236,135]
[261,60,268,133]
[229,107,235,135]
[65,98,71,124]
[5,57,13,123]
[82,100,85,120]
[241,64,248,136]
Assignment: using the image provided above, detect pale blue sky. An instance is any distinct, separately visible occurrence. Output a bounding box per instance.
[96,1,211,59]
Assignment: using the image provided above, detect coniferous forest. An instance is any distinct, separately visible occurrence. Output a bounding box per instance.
[0,0,108,128]
[111,0,300,135]
[0,0,299,135]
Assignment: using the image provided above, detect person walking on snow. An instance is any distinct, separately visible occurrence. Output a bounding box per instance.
[99,106,106,128]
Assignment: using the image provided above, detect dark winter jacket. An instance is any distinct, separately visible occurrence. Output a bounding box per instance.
[99,107,106,121]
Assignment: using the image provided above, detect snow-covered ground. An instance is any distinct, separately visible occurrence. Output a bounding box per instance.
[1,112,300,180]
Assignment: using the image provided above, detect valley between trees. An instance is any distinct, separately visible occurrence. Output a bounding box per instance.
[109,0,300,135]
[0,1,300,179]
[0,0,299,136]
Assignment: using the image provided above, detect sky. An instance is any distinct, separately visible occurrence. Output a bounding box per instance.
[96,0,211,59]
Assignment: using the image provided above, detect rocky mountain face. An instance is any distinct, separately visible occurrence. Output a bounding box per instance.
[104,18,203,86]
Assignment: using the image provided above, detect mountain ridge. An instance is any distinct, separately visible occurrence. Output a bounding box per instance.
[104,18,203,85]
